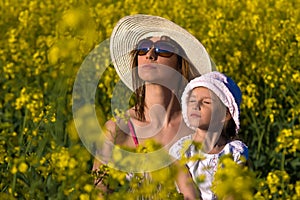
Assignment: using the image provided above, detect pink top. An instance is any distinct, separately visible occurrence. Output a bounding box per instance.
[127,120,139,147]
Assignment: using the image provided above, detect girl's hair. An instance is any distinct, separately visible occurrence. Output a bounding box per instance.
[130,36,200,121]
[204,90,239,142]
[222,116,239,141]
[211,91,239,141]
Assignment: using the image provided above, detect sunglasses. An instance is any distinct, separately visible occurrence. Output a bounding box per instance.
[136,39,177,58]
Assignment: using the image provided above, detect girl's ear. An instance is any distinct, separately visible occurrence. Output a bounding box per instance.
[225,110,232,122]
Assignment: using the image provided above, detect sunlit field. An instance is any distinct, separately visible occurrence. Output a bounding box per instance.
[0,0,299,199]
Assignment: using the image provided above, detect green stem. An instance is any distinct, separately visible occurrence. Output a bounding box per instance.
[12,173,17,196]
[281,149,286,198]
[20,108,28,152]
[281,149,285,171]
[250,111,262,159]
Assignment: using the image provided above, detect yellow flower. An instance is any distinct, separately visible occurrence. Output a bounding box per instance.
[68,158,77,169]
[18,162,28,173]
[79,194,89,200]
[32,130,37,136]
[295,181,300,197]
[11,166,17,174]
[84,184,93,193]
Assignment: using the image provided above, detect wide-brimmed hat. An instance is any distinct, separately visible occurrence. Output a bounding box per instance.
[181,71,242,133]
[110,14,216,90]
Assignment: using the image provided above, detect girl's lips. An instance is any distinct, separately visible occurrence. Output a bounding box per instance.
[189,113,201,118]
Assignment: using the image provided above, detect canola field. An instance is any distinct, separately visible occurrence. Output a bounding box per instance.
[0,0,299,199]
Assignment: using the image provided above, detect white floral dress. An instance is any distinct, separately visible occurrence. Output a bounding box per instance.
[169,135,248,200]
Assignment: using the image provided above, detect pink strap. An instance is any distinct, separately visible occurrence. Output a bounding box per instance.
[128,120,139,147]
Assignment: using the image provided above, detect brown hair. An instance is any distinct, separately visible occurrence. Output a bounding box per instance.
[222,116,239,141]
[211,92,239,141]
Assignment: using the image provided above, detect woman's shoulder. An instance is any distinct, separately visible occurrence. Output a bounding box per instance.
[103,119,119,140]
[104,116,131,141]
[105,108,136,132]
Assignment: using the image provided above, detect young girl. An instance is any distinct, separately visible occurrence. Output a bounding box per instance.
[169,71,249,200]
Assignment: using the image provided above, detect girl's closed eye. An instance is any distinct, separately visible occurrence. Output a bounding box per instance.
[202,98,213,105]
[188,99,197,103]
[188,96,197,104]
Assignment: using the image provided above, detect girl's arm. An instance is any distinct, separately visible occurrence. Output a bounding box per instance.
[174,161,202,200]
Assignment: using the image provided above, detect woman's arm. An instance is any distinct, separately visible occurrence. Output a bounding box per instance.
[92,120,118,195]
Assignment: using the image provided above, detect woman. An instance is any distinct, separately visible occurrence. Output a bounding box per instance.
[93,14,215,199]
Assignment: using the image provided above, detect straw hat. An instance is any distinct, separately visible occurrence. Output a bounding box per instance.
[181,71,242,133]
[110,14,216,90]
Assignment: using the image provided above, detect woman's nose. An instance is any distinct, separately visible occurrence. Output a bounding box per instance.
[146,48,158,60]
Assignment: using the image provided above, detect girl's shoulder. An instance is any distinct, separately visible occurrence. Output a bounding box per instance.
[169,135,193,159]
[226,140,248,149]
[221,140,249,162]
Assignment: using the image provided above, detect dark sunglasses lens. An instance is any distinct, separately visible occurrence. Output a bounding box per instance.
[156,49,174,57]
[137,48,149,55]
[136,40,176,57]
[137,40,153,56]
[156,42,175,57]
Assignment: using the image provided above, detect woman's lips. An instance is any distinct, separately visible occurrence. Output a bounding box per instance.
[140,63,158,69]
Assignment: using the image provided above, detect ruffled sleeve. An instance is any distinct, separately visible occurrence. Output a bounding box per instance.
[221,140,248,164]
[169,135,193,160]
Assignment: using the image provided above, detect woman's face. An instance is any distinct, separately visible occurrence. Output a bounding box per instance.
[187,87,226,130]
[136,37,180,83]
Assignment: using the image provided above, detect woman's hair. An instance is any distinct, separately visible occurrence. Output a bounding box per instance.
[130,36,200,121]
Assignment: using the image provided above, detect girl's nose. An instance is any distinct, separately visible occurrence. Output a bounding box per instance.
[193,102,201,110]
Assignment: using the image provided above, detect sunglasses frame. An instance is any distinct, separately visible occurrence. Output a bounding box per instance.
[136,39,178,58]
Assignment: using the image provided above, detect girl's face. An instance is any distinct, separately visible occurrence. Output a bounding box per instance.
[187,87,225,130]
[136,37,180,83]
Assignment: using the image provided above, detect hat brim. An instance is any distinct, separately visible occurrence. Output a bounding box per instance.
[110,14,215,90]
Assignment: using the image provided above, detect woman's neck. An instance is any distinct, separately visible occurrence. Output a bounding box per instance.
[143,83,181,123]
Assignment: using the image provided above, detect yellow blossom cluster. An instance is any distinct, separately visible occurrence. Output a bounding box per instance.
[266,170,290,195]
[15,88,44,122]
[255,170,299,199]
[50,147,78,182]
[212,156,255,200]
[275,128,300,154]
[264,98,281,123]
